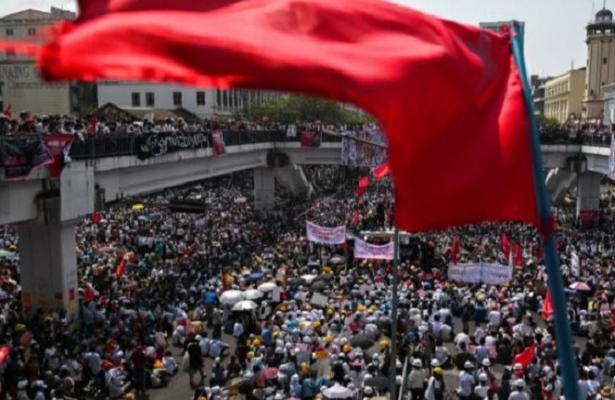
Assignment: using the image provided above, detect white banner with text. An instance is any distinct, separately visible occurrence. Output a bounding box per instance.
[448,263,512,285]
[305,221,347,244]
[354,238,395,260]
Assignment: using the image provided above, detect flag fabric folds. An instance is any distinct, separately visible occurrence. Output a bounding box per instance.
[451,237,459,265]
[8,0,539,232]
[542,290,554,320]
[513,344,536,368]
[500,233,511,259]
[355,176,370,197]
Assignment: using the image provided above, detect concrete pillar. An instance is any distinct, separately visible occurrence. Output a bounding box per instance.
[576,173,601,217]
[254,168,276,211]
[18,220,78,318]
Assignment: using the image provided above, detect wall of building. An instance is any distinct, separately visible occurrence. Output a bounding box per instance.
[584,12,615,119]
[0,8,75,115]
[544,68,586,123]
[98,83,281,118]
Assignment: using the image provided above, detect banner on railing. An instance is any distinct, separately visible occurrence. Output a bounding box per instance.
[0,136,54,180]
[301,131,321,148]
[211,130,226,156]
[341,130,388,167]
[42,134,74,178]
[306,221,346,244]
[448,262,512,285]
[136,131,210,160]
[354,238,394,260]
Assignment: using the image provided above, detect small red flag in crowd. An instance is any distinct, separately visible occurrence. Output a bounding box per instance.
[355,176,369,197]
[513,344,536,368]
[451,237,460,265]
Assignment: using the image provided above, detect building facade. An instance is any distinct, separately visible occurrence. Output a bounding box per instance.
[531,75,552,115]
[97,83,279,118]
[543,68,586,123]
[479,21,525,48]
[584,8,615,120]
[603,83,615,127]
[0,8,89,115]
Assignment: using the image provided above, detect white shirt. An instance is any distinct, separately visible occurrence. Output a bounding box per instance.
[488,310,502,326]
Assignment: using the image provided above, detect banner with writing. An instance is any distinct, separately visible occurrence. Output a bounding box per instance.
[448,262,512,285]
[354,238,394,260]
[305,221,346,244]
[341,130,388,167]
[0,136,54,180]
[136,131,210,160]
[42,134,74,178]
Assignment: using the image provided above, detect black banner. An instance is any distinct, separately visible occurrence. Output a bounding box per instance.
[0,136,54,180]
[136,131,210,160]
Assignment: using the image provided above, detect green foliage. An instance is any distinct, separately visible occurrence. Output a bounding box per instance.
[535,113,560,126]
[243,94,374,124]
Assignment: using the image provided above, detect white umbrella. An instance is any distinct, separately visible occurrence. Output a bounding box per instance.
[258,282,277,292]
[569,282,591,291]
[323,383,353,399]
[220,290,245,305]
[244,289,264,300]
[301,274,317,283]
[232,300,258,311]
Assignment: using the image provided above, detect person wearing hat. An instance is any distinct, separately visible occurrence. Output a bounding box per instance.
[408,359,426,400]
[473,373,491,400]
[598,386,614,400]
[425,367,445,400]
[509,379,529,400]
[457,361,475,400]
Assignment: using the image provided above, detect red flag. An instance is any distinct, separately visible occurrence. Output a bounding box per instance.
[373,163,390,180]
[513,344,535,368]
[542,290,554,320]
[350,211,361,226]
[451,237,459,265]
[355,176,369,197]
[17,0,538,232]
[514,243,523,268]
[92,211,101,224]
[115,258,126,278]
[501,233,511,259]
[3,104,11,118]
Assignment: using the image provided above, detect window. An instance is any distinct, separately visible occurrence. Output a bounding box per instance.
[131,92,141,107]
[5,29,13,36]
[27,28,36,36]
[6,48,15,56]
[145,92,155,107]
[173,92,182,106]
[196,91,206,106]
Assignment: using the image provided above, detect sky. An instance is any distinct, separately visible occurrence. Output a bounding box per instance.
[0,0,600,77]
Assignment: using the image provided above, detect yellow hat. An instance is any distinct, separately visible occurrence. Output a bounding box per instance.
[272,331,279,338]
[357,304,365,312]
[343,344,352,353]
[252,338,261,346]
[433,367,443,375]
[247,351,255,359]
[379,340,389,348]
[324,335,333,344]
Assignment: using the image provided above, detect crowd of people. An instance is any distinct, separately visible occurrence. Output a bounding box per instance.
[0,162,612,400]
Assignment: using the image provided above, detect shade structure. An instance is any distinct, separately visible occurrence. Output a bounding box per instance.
[257,282,277,292]
[243,289,264,300]
[569,282,591,291]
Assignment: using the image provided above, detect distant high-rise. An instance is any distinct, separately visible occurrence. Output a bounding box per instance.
[584,8,615,120]
[479,21,525,48]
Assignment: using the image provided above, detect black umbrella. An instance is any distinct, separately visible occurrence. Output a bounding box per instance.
[313,274,334,283]
[364,376,389,388]
[349,333,376,349]
[288,277,307,286]
[311,281,328,291]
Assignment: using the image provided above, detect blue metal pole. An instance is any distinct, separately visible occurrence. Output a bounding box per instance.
[510,23,580,400]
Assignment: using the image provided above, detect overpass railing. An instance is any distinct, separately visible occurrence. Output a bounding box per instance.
[68,130,343,160]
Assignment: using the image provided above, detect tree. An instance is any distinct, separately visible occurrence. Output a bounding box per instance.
[244,94,375,124]
[535,113,560,126]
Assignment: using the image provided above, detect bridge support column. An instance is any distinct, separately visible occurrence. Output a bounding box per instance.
[18,220,78,318]
[576,173,601,217]
[254,168,276,211]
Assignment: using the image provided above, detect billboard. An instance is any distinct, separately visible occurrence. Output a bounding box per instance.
[479,21,525,47]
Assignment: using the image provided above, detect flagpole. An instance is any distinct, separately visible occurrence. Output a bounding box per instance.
[511,23,580,400]
[389,225,400,400]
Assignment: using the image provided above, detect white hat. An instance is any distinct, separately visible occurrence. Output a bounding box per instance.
[412,359,422,367]
[482,359,491,367]
[513,363,523,371]
[431,358,440,367]
[195,335,202,341]
[365,387,374,395]
[479,373,488,381]
[514,379,526,388]
[464,361,474,369]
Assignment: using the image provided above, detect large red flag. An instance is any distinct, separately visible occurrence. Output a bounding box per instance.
[9,0,538,232]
